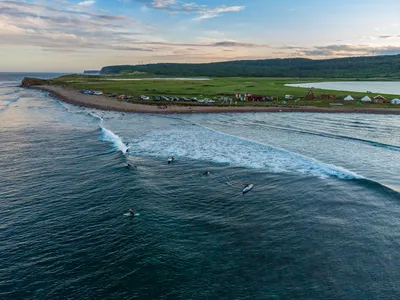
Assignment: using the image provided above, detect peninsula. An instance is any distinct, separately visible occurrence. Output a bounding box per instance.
[22,75,400,115]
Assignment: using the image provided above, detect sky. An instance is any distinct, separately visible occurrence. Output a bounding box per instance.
[1,0,400,72]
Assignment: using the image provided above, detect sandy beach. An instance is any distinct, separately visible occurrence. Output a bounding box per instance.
[33,85,400,115]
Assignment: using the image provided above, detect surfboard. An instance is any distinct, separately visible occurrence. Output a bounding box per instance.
[242,184,254,194]
[123,213,140,217]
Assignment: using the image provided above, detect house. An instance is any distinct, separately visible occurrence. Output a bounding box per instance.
[360,96,372,102]
[247,95,264,102]
[344,95,354,101]
[304,89,316,100]
[391,98,400,104]
[320,94,336,101]
[373,95,386,104]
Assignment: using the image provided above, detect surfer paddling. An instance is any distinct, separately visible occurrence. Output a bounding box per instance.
[129,208,134,216]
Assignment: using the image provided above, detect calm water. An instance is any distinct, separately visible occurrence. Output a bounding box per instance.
[285,81,400,95]
[106,78,210,81]
[1,74,400,300]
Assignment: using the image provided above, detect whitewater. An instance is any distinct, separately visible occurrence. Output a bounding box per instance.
[63,104,400,188]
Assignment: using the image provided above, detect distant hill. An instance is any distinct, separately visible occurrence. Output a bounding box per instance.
[83,70,100,75]
[100,55,400,78]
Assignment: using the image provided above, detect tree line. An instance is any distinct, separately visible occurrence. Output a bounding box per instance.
[100,55,400,78]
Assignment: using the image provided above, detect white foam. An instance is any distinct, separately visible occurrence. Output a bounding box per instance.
[89,112,103,122]
[90,112,129,153]
[100,126,128,153]
[131,124,363,180]
[0,81,19,87]
[57,103,362,179]
[53,102,129,154]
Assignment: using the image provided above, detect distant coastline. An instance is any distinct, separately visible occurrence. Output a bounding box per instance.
[30,85,400,115]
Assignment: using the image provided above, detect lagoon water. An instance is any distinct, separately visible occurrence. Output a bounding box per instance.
[1,73,400,299]
[106,78,210,81]
[285,81,400,95]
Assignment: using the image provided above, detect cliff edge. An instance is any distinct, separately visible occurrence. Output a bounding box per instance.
[21,77,49,87]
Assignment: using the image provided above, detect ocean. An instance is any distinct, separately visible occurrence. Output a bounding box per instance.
[1,73,400,300]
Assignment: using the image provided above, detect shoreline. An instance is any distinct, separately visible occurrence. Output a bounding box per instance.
[32,85,400,115]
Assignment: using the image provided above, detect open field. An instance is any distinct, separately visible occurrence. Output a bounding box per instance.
[33,74,400,109]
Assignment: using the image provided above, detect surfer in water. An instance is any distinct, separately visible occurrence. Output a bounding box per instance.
[204,171,211,176]
[168,156,175,164]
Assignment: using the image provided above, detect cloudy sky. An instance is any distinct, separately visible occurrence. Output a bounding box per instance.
[1,0,400,71]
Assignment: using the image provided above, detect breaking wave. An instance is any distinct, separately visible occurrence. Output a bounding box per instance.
[49,99,129,154]
[87,112,128,153]
[100,126,128,153]
[250,122,400,152]
[55,103,366,180]
[131,122,363,180]
[0,81,20,88]
[0,96,20,112]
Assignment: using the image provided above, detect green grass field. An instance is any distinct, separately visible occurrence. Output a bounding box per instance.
[49,74,400,108]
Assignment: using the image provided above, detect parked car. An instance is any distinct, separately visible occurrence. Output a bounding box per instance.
[190,98,198,102]
[125,95,132,100]
[140,95,150,100]
[108,93,117,97]
[152,96,160,101]
[179,97,188,101]
[93,91,103,95]
[160,96,169,101]
[118,95,126,99]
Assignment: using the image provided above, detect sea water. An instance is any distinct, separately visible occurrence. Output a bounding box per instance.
[1,74,400,300]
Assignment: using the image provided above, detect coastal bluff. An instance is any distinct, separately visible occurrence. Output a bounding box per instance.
[21,77,49,87]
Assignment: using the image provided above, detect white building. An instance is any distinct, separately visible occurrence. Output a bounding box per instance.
[344,95,354,101]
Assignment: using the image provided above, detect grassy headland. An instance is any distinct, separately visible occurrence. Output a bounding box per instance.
[26,74,400,109]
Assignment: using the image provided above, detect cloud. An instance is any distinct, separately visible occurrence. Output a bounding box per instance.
[0,0,156,52]
[297,44,400,57]
[136,0,244,20]
[379,35,395,39]
[78,0,95,6]
[213,41,270,48]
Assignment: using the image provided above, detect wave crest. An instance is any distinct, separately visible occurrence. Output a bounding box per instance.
[131,124,363,180]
